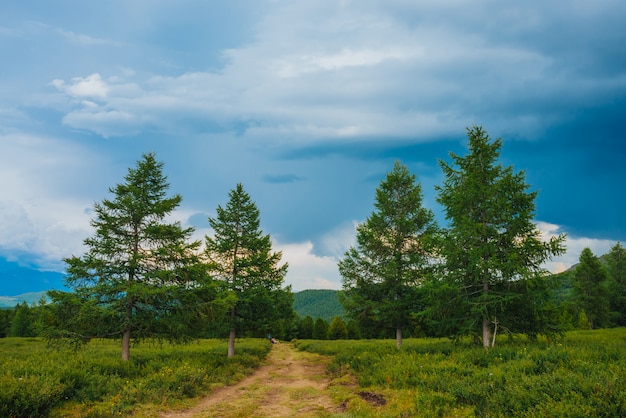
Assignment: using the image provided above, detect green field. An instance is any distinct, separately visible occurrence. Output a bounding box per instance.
[0,338,271,417]
[295,328,626,417]
[2,330,625,417]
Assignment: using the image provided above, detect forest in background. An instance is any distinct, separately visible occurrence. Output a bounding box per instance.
[292,289,345,322]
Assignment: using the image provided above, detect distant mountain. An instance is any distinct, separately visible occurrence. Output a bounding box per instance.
[293,289,346,322]
[566,253,610,272]
[0,291,49,308]
[0,257,66,296]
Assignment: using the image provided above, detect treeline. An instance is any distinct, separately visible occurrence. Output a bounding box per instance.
[334,243,626,340]
[5,241,624,343]
[552,246,626,330]
[294,238,626,339]
[1,301,46,338]
[1,300,351,342]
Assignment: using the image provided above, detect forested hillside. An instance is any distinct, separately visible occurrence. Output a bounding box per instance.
[293,289,345,322]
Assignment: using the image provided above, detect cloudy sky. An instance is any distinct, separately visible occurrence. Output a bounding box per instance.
[1,0,624,291]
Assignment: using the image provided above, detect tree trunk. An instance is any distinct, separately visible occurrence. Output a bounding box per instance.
[228,328,236,358]
[228,306,236,358]
[482,317,491,349]
[482,279,491,348]
[122,328,131,361]
[482,317,491,348]
[396,326,402,349]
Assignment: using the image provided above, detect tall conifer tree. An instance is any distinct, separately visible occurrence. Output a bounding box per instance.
[205,183,290,357]
[49,153,203,360]
[436,126,565,347]
[339,161,437,348]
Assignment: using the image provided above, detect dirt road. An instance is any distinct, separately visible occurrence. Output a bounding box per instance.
[160,343,345,417]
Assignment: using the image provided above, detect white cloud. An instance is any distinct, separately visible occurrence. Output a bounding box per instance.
[318,220,358,256]
[0,197,91,270]
[51,73,110,99]
[58,28,122,47]
[1,0,623,295]
[273,220,362,291]
[277,241,342,291]
[275,47,415,78]
[0,202,36,252]
[47,2,578,142]
[536,221,617,273]
[62,108,147,138]
[0,133,107,269]
[550,236,617,273]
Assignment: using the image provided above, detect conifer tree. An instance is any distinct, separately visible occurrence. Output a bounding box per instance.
[339,161,437,348]
[346,319,361,339]
[312,317,328,340]
[0,308,12,337]
[205,183,290,357]
[574,247,610,329]
[605,242,626,326]
[48,153,204,360]
[328,316,348,340]
[436,126,565,347]
[10,302,35,337]
[299,316,314,339]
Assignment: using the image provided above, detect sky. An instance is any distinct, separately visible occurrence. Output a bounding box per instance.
[1,0,625,292]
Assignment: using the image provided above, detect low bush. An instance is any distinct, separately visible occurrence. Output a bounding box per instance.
[295,328,626,417]
[0,338,271,417]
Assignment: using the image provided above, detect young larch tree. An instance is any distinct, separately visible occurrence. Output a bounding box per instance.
[436,126,565,348]
[48,153,203,360]
[204,183,290,357]
[339,161,437,348]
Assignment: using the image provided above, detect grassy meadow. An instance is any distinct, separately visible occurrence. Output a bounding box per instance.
[295,328,626,417]
[0,337,271,417]
[2,330,625,417]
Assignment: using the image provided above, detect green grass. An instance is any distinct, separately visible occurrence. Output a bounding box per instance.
[0,337,271,417]
[4,330,625,417]
[295,329,626,417]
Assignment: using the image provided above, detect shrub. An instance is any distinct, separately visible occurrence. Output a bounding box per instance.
[0,337,271,416]
[295,329,626,417]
